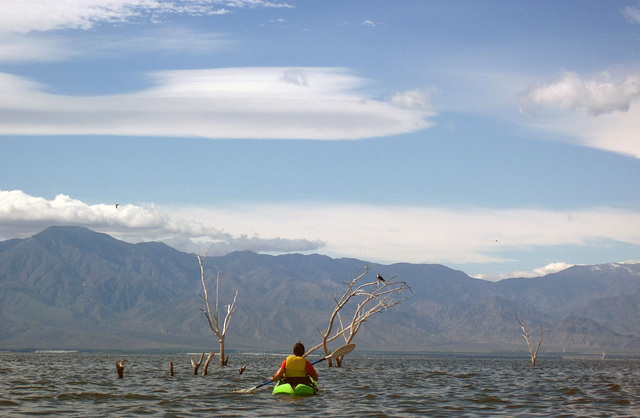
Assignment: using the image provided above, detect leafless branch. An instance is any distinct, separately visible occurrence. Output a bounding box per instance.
[306,266,413,366]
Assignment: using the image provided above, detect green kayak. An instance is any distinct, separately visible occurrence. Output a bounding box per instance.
[272,378,318,396]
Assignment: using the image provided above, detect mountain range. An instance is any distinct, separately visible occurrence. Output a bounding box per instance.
[1,226,639,355]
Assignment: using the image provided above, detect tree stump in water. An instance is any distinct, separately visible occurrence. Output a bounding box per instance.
[239,365,247,375]
[116,359,126,378]
[202,351,215,375]
[191,353,204,375]
[169,361,174,376]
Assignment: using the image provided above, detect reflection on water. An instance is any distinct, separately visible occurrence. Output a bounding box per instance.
[1,353,639,416]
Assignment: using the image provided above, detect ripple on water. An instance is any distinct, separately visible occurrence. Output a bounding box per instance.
[0,354,639,416]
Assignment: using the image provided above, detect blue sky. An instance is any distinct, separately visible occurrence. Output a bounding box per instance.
[1,0,639,280]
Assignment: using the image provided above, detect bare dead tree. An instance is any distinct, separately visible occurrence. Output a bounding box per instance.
[306,265,413,366]
[515,310,543,367]
[198,247,239,367]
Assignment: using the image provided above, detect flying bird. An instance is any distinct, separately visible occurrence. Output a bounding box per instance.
[377,274,385,282]
[115,204,119,209]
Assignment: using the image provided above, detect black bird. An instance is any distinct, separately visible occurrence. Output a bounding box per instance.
[376,274,385,282]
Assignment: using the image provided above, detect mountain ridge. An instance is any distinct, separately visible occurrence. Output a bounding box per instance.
[1,226,639,354]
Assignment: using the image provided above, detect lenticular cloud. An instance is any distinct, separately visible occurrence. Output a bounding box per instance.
[0,67,434,140]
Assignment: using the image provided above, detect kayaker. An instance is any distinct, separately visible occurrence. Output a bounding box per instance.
[271,342,319,387]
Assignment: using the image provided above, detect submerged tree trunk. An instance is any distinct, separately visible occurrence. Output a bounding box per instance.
[116,359,126,378]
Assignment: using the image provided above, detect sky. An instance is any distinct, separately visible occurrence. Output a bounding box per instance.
[0,0,639,280]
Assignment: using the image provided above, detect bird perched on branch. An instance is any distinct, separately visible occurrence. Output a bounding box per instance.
[376,274,385,282]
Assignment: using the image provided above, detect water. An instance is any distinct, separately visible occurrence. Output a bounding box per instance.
[1,352,639,416]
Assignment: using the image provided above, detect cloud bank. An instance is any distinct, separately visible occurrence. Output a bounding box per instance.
[0,190,322,255]
[177,203,640,265]
[3,190,639,278]
[0,68,434,140]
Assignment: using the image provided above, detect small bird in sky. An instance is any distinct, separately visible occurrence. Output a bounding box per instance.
[377,274,385,282]
[115,204,119,209]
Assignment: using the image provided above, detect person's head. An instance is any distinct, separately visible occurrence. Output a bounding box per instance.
[293,342,305,356]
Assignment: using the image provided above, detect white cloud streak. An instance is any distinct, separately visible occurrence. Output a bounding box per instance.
[0,0,290,34]
[0,68,434,140]
[0,27,232,63]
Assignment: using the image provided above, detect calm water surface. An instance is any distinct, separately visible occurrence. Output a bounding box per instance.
[1,352,639,416]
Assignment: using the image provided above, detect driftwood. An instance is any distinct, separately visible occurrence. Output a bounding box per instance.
[202,351,216,375]
[191,353,205,375]
[239,365,247,375]
[115,359,126,378]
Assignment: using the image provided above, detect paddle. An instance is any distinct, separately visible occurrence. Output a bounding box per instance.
[236,343,356,393]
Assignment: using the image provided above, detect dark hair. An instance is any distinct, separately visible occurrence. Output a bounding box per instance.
[293,342,305,356]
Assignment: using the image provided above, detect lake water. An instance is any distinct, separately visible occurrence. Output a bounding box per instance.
[1,352,639,416]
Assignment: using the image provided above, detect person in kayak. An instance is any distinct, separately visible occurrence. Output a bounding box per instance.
[271,342,319,388]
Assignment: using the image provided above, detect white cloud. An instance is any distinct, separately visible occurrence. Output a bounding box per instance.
[362,20,376,27]
[0,0,290,34]
[524,71,640,116]
[0,68,434,140]
[506,262,575,279]
[391,88,436,110]
[519,71,640,159]
[3,191,640,274]
[0,190,322,255]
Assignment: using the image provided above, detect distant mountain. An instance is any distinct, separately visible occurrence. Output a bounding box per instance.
[1,226,639,355]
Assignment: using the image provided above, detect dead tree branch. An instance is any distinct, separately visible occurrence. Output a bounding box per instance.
[306,265,413,366]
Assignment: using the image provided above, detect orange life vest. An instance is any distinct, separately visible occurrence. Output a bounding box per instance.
[284,355,308,377]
